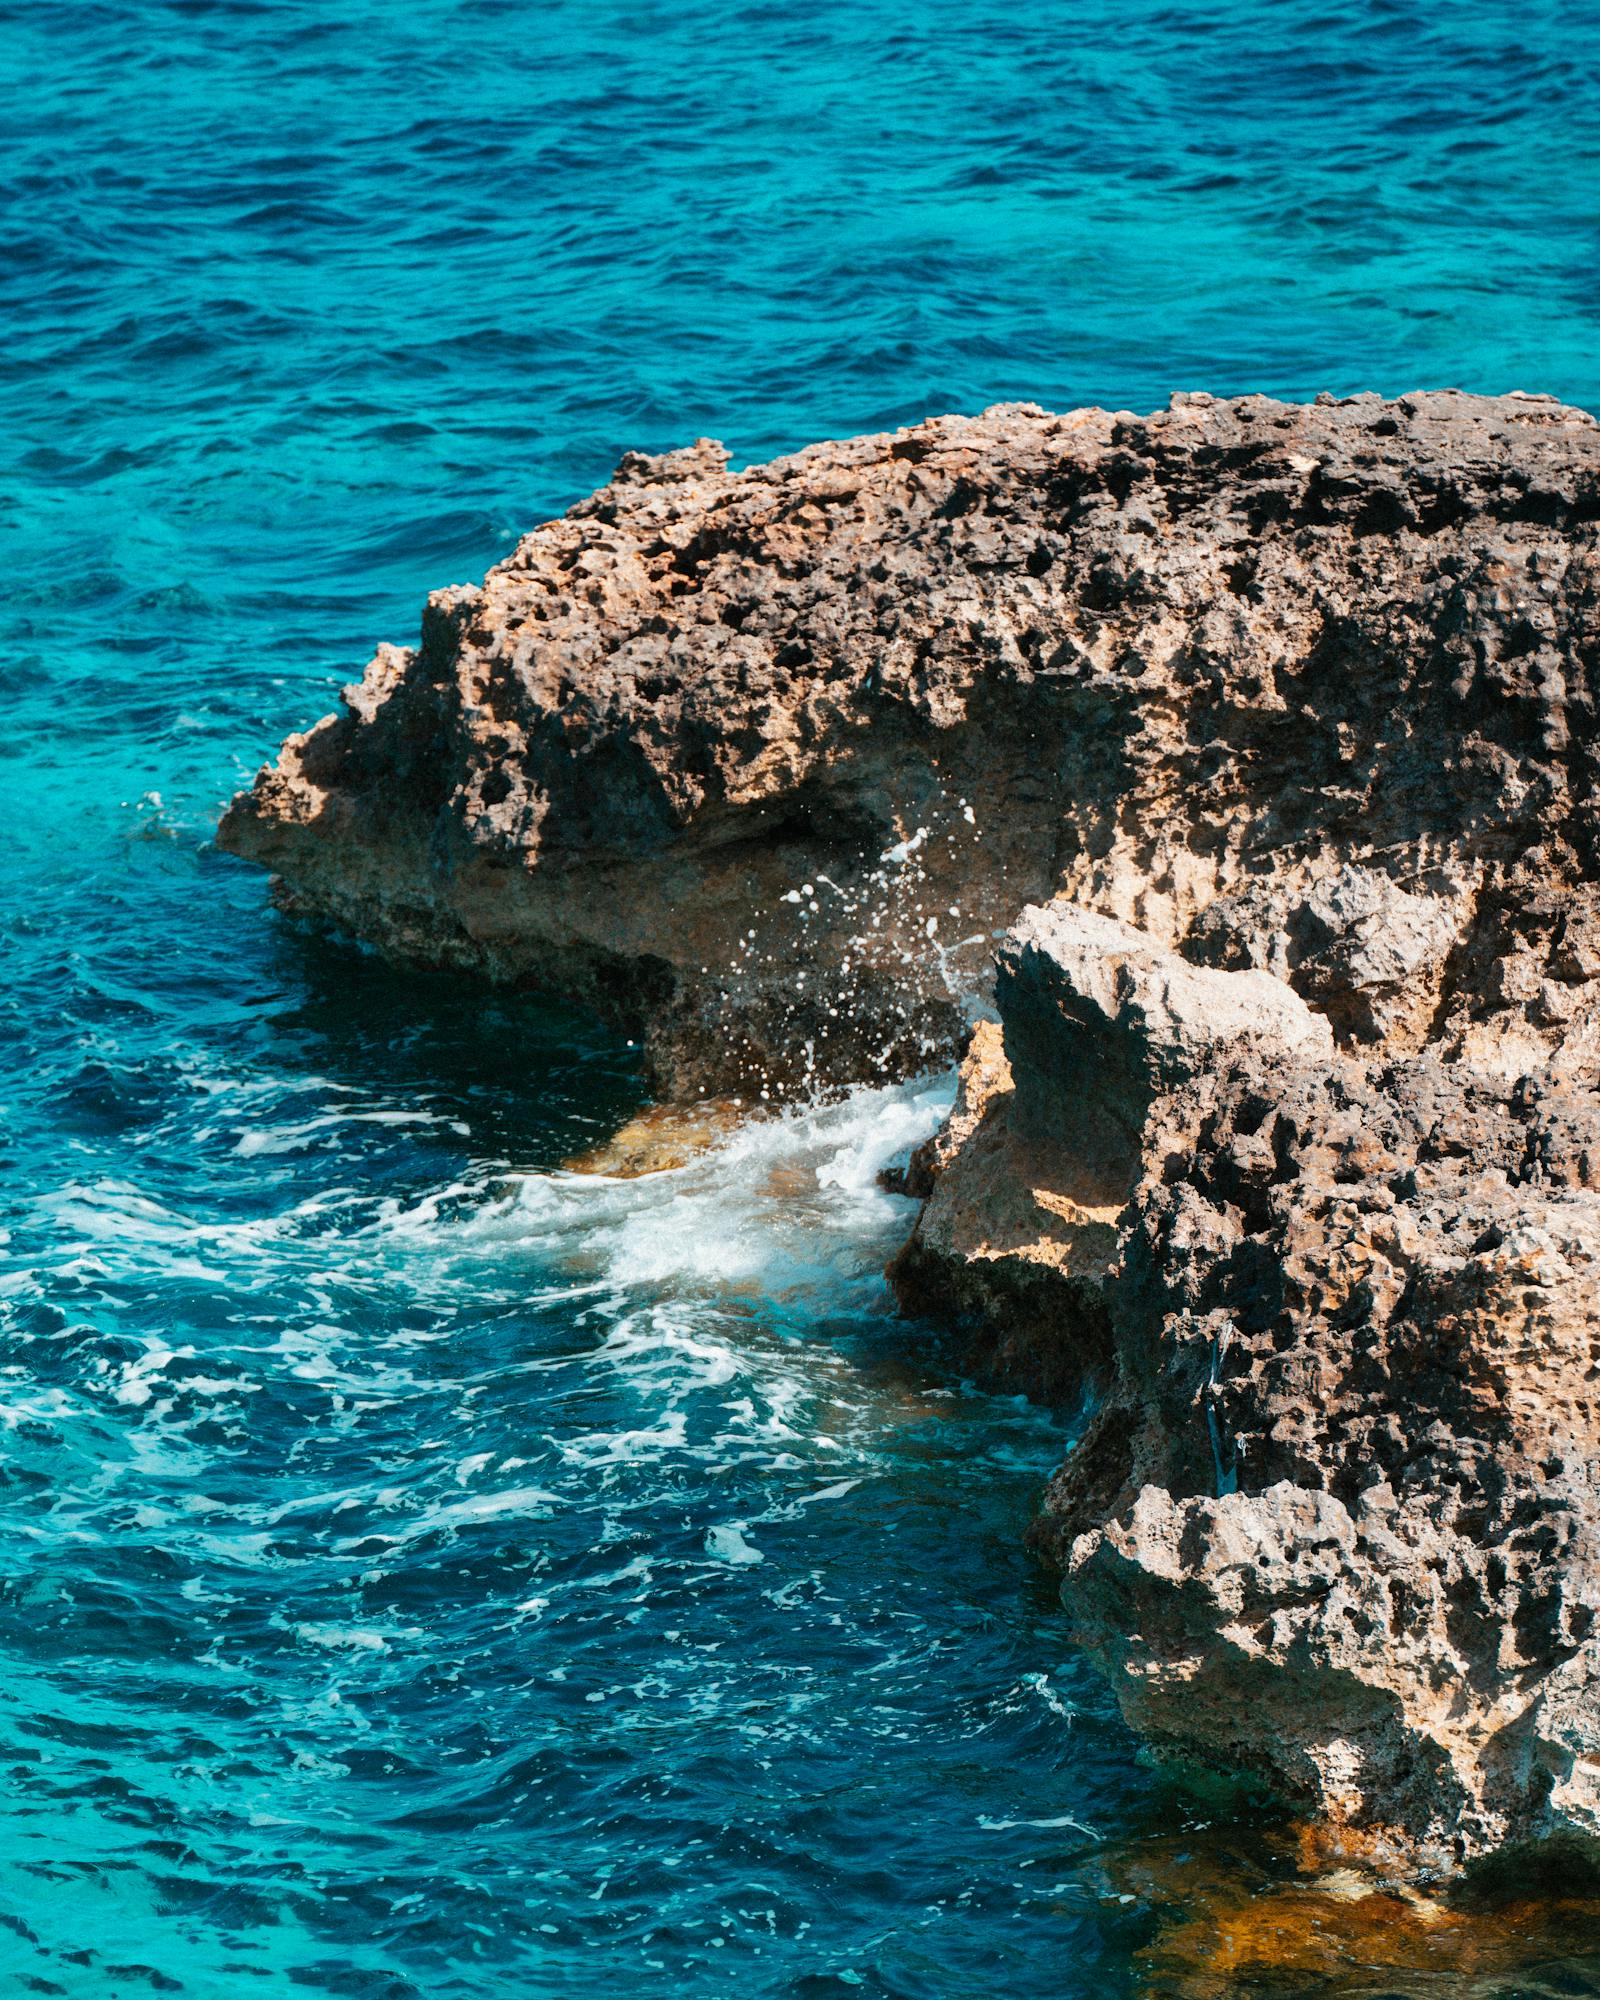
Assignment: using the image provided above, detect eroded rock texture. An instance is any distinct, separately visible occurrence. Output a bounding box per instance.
[899,881,1600,1868]
[223,389,1600,1096]
[225,388,1600,1867]
[889,907,1332,1400]
[1004,904,1600,1867]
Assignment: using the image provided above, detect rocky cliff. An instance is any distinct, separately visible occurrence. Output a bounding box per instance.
[910,899,1600,1870]
[223,388,1600,1869]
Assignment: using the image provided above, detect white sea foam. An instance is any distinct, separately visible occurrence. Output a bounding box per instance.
[704,1522,764,1565]
[20,1070,961,1545]
[488,1071,953,1302]
[234,1108,468,1157]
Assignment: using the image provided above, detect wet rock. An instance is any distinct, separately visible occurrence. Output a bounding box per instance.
[890,882,1600,1866]
[880,1016,1010,1200]
[563,1099,744,1177]
[1093,1824,1600,1999]
[886,1013,1121,1401]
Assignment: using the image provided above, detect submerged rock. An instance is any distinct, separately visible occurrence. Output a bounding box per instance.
[1097,1826,1600,1999]
[223,388,1600,1870]
[563,1099,744,1177]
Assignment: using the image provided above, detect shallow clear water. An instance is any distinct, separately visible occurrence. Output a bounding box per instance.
[4,1,1600,1993]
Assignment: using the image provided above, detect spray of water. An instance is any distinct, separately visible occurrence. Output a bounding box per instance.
[705,793,999,1101]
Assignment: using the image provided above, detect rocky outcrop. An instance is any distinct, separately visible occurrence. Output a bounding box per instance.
[222,389,1600,1097]
[1186,863,1463,1050]
[222,388,1600,1870]
[885,1016,1120,1401]
[906,897,1600,1871]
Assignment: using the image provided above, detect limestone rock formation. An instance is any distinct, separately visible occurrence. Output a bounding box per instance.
[889,907,1332,1401]
[884,1015,1119,1401]
[1186,863,1463,1050]
[222,388,1600,1869]
[222,388,1600,1097]
[912,897,1600,1870]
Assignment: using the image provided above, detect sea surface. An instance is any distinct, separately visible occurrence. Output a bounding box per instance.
[4,2,1600,1994]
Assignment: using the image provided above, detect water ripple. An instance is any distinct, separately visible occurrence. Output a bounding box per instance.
[5,0,1599,1990]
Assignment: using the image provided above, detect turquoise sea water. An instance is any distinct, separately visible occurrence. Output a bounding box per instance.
[4,2,1600,1993]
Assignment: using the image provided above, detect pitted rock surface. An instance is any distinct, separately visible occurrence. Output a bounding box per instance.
[963,903,1600,1867]
[890,907,1333,1402]
[224,388,1600,1866]
[222,389,1600,1096]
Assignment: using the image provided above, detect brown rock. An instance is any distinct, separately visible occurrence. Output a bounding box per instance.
[886,1015,1121,1402]
[955,903,1600,1867]
[221,390,1600,1097]
[880,1016,1011,1199]
[890,905,1333,1401]
[563,1099,744,1177]
[1094,1826,1600,1998]
[221,388,1600,1871]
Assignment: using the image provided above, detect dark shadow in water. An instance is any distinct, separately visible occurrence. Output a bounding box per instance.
[248,918,650,1169]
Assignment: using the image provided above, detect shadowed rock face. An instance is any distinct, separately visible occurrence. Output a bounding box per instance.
[222,389,1600,1096]
[224,389,1600,1869]
[889,907,1334,1400]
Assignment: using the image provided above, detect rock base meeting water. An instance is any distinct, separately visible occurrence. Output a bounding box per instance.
[227,388,1600,1879]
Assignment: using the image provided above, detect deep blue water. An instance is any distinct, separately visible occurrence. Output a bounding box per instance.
[3,1,1600,1993]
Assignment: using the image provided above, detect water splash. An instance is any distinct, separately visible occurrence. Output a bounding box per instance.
[719,795,998,1098]
[1,1035,1167,1996]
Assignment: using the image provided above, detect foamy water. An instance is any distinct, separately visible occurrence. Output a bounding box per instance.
[1,1003,1184,1995]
